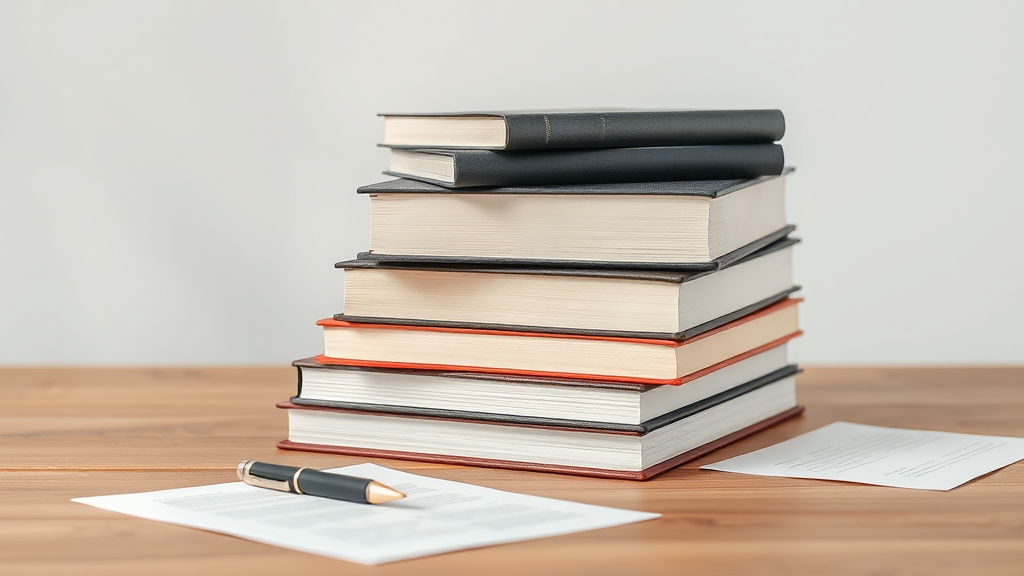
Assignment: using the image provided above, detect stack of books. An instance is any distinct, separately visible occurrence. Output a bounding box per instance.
[277,110,803,480]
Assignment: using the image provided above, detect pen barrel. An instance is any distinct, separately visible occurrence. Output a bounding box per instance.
[296,469,372,503]
[247,461,299,488]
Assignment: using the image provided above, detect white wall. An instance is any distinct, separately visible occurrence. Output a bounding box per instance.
[1,0,1022,366]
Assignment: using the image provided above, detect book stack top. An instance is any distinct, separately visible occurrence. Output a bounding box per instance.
[381,109,784,187]
[277,108,803,480]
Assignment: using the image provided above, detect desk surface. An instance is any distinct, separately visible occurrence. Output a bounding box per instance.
[2,367,1022,575]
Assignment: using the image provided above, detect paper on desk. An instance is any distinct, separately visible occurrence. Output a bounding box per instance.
[701,421,1024,490]
[72,463,659,565]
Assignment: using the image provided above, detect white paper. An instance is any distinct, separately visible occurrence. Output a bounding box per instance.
[72,463,659,564]
[701,421,1024,490]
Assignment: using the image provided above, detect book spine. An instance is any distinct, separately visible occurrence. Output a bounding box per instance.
[451,145,784,188]
[502,110,785,150]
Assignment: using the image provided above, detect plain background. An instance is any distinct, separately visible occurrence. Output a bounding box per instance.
[1,0,1022,366]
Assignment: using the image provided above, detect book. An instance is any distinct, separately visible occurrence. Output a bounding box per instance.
[337,237,798,338]
[277,372,802,480]
[279,407,803,481]
[292,345,793,426]
[386,145,784,188]
[316,298,801,385]
[380,110,786,150]
[359,173,792,268]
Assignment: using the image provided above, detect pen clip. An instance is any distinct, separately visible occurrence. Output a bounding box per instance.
[245,474,292,492]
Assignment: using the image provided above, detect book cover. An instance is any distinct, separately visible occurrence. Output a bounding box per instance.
[358,170,792,197]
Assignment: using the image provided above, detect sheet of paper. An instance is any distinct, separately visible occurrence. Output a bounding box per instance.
[72,463,659,564]
[701,421,1024,490]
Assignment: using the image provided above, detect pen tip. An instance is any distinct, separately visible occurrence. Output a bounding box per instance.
[366,482,406,504]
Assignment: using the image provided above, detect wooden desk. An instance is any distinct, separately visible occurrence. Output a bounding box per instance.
[2,367,1022,575]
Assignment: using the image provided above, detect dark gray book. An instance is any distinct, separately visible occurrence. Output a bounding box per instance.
[380,109,785,150]
[387,144,784,188]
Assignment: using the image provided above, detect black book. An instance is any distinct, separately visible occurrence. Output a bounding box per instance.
[380,109,785,150]
[387,144,784,188]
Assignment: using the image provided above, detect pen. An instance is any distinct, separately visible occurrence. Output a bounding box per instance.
[236,460,405,504]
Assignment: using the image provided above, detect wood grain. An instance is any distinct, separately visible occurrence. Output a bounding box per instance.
[1,367,1023,575]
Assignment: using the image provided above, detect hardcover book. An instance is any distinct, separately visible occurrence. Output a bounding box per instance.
[316,298,801,385]
[386,145,784,188]
[360,171,793,268]
[292,345,793,426]
[337,237,798,339]
[277,372,803,480]
[380,109,785,150]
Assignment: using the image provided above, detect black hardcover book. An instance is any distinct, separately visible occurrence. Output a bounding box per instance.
[380,109,785,150]
[386,144,784,188]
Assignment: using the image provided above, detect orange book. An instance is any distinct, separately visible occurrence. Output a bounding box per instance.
[316,298,802,386]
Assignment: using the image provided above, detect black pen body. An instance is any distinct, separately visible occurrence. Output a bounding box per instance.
[297,468,374,501]
[239,460,372,503]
